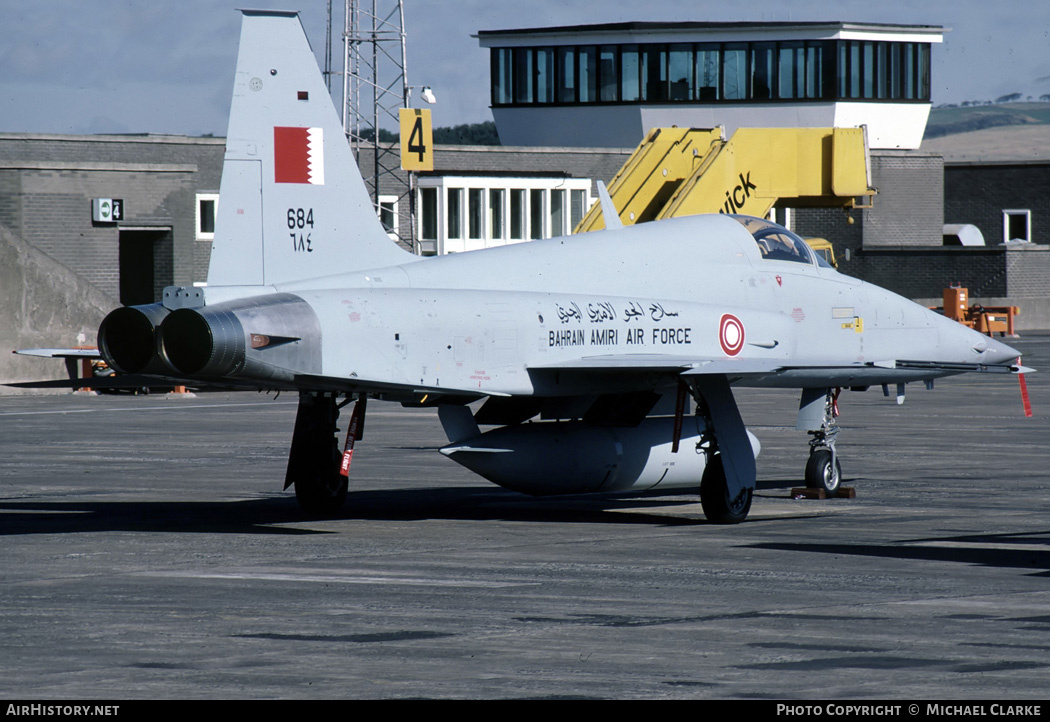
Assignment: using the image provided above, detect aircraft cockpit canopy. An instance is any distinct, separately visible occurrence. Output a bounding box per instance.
[730,216,830,268]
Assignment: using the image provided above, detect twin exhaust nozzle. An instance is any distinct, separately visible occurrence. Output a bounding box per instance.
[97,293,318,383]
[97,303,245,378]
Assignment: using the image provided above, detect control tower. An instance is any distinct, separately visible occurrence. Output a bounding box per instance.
[478,21,943,149]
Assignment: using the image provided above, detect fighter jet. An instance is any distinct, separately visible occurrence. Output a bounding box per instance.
[18,10,1028,523]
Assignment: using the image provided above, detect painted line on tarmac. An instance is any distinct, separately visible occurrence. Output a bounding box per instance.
[140,569,534,588]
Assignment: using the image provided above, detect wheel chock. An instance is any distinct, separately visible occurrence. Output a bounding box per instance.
[791,486,855,500]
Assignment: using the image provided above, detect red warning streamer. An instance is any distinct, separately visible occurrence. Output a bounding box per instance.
[1018,366,1033,418]
[339,397,367,476]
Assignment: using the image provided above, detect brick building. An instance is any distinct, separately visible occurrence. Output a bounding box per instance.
[0,133,223,306]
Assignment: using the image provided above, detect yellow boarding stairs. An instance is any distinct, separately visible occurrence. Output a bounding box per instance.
[575,127,876,233]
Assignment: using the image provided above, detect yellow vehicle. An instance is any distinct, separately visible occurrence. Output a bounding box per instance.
[576,126,876,233]
[804,238,837,268]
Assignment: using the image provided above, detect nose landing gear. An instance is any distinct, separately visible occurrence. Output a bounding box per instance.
[800,388,844,497]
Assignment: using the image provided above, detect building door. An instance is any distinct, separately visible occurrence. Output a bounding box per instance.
[118,229,172,306]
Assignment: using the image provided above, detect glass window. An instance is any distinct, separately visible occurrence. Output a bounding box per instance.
[557,47,576,103]
[778,43,801,99]
[196,195,217,238]
[510,189,525,240]
[837,41,847,99]
[530,189,544,239]
[640,45,666,101]
[723,44,747,100]
[468,188,484,239]
[570,189,586,231]
[777,45,793,99]
[420,187,437,241]
[379,197,397,235]
[696,44,719,100]
[1003,210,1031,242]
[805,44,818,99]
[889,43,902,99]
[447,188,462,239]
[876,42,888,100]
[579,46,597,103]
[849,42,861,99]
[513,47,533,103]
[599,45,618,102]
[862,42,875,99]
[621,45,640,102]
[536,47,554,104]
[492,48,513,105]
[667,44,692,101]
[489,189,504,239]
[904,43,916,100]
[812,42,833,99]
[917,43,930,100]
[751,43,774,100]
[550,189,565,237]
[490,38,928,107]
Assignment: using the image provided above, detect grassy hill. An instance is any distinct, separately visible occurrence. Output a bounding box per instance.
[925,102,1050,139]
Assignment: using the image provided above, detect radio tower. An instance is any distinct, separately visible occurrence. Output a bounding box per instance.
[330,0,414,251]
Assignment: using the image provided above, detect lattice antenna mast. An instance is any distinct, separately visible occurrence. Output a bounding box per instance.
[323,0,334,92]
[340,0,411,248]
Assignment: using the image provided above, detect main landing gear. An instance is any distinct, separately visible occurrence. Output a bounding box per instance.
[686,378,755,525]
[700,453,753,524]
[803,388,842,496]
[284,392,348,515]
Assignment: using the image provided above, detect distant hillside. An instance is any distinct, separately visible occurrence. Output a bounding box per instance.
[925,103,1050,139]
[366,121,500,146]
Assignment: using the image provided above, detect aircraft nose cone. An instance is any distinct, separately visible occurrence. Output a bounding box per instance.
[974,335,1021,365]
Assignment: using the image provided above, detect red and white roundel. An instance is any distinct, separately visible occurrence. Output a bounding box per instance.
[719,314,745,356]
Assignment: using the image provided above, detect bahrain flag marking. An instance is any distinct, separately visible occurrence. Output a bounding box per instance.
[274,127,325,185]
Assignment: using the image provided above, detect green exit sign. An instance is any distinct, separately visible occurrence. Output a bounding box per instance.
[92,198,124,223]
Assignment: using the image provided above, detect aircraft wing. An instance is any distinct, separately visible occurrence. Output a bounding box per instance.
[14,348,102,359]
[527,353,1026,388]
[289,373,492,401]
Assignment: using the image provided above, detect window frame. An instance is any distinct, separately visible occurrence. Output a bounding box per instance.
[489,38,931,107]
[195,193,219,241]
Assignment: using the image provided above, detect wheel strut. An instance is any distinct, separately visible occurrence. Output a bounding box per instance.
[284,391,348,515]
[805,388,842,495]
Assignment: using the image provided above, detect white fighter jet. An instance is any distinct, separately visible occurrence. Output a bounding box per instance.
[18,11,1028,523]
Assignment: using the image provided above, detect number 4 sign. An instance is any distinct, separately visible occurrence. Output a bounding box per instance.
[399,108,433,171]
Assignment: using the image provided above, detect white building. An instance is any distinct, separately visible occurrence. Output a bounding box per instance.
[478,21,943,150]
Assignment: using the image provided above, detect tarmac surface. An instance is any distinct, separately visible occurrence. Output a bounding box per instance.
[2,334,1048,700]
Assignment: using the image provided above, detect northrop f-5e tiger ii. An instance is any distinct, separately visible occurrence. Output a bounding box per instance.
[18,11,1029,523]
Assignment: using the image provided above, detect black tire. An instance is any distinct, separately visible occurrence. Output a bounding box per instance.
[293,439,348,516]
[805,449,842,496]
[699,454,752,524]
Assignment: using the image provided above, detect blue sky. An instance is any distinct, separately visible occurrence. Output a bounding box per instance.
[1,0,1047,136]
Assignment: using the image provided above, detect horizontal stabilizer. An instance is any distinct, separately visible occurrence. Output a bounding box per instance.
[4,374,256,391]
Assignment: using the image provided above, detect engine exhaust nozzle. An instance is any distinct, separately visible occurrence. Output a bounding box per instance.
[158,308,246,378]
[97,303,170,374]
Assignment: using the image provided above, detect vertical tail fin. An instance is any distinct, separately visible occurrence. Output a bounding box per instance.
[208,10,413,288]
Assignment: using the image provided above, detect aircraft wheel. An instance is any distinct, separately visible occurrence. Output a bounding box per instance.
[699,454,752,524]
[805,449,842,496]
[293,440,348,516]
